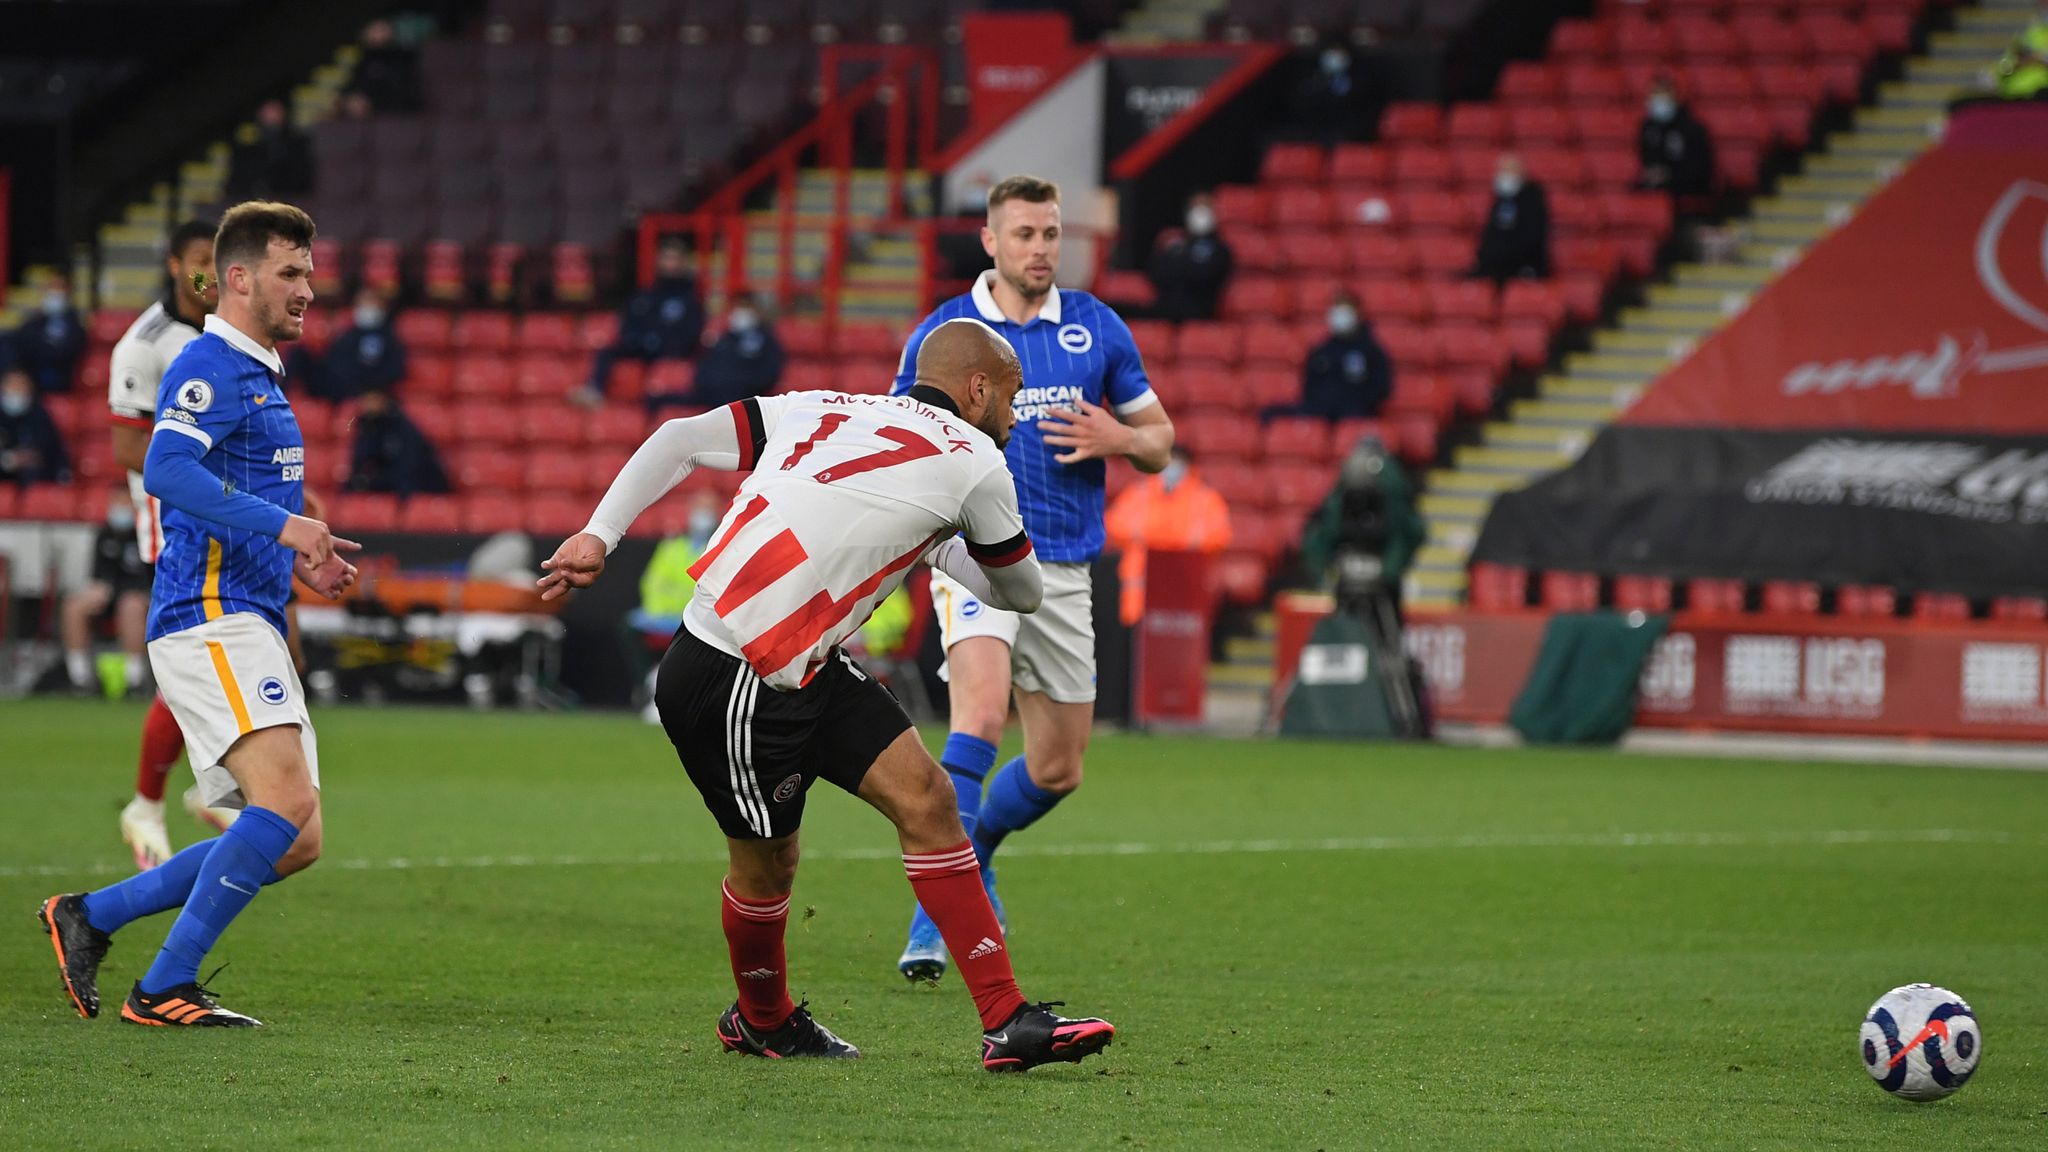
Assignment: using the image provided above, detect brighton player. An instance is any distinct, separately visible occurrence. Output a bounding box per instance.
[108,218,244,868]
[40,202,357,1027]
[892,176,1174,980]
[536,319,1115,1070]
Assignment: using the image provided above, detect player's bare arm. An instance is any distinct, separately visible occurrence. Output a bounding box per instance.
[1037,398,1175,472]
[111,423,149,473]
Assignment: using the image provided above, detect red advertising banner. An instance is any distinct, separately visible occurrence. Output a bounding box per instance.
[1623,139,2048,432]
[958,12,1078,136]
[1392,612,2048,742]
[1132,550,1212,727]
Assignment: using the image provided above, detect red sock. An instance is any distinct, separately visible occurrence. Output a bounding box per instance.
[135,696,184,803]
[720,881,797,1031]
[905,842,1026,1030]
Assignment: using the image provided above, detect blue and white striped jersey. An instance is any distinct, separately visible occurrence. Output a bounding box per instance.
[145,316,305,641]
[893,271,1157,563]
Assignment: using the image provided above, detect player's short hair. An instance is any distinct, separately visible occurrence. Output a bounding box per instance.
[986,175,1060,215]
[214,201,316,272]
[169,219,217,257]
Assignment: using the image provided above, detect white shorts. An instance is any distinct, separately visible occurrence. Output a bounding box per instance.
[147,612,319,810]
[931,561,1097,704]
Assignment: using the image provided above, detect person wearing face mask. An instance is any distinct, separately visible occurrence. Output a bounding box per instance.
[0,367,72,485]
[61,491,155,697]
[660,294,785,411]
[1638,77,1714,201]
[1104,445,1232,626]
[574,237,707,408]
[1292,41,1366,146]
[305,288,407,403]
[346,388,450,498]
[226,99,315,200]
[1472,154,1552,285]
[9,283,88,393]
[1269,291,1393,422]
[1145,193,1236,324]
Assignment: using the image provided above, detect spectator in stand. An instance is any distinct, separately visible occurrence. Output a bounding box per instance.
[226,99,316,200]
[1146,192,1234,323]
[307,288,407,402]
[61,489,153,696]
[344,18,422,113]
[0,367,72,485]
[573,238,705,408]
[10,282,87,393]
[347,388,449,498]
[1291,41,1366,145]
[1998,5,2048,98]
[1104,445,1233,626]
[336,90,374,121]
[1472,153,1551,284]
[1638,76,1714,201]
[656,293,785,411]
[625,490,721,721]
[1264,291,1393,422]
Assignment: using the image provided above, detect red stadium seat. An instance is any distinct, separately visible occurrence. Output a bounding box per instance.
[514,354,582,399]
[1332,417,1391,458]
[518,313,579,353]
[1614,18,1676,62]
[1668,15,1740,61]
[1438,322,1510,380]
[1390,411,1441,466]
[398,495,464,534]
[406,400,456,445]
[1522,147,1590,190]
[451,354,513,400]
[1216,551,1271,607]
[579,312,621,351]
[1762,580,1821,615]
[1333,187,1401,231]
[422,241,469,304]
[1733,16,1809,63]
[1692,583,1753,622]
[1413,236,1474,281]
[1360,278,1429,326]
[551,244,596,306]
[1392,146,1453,188]
[1263,417,1333,463]
[1268,463,1331,512]
[1426,280,1497,324]
[1469,562,1529,610]
[1180,413,1260,460]
[1503,320,1553,370]
[1094,270,1156,311]
[1502,280,1566,329]
[1293,278,1351,322]
[1613,574,1674,613]
[452,311,517,352]
[1328,144,1391,184]
[1213,185,1270,230]
[525,497,590,537]
[587,405,648,449]
[1279,232,1350,275]
[455,449,525,493]
[1377,322,1436,371]
[1126,320,1175,366]
[1445,368,1500,418]
[526,449,588,494]
[1230,228,1284,273]
[1260,143,1326,183]
[395,310,453,352]
[1174,366,1247,414]
[1497,63,1559,102]
[1571,107,1639,148]
[1991,596,2048,622]
[1913,592,1970,621]
[1508,104,1573,146]
[1175,322,1244,367]
[518,403,580,446]
[1445,104,1506,146]
[1838,585,1898,618]
[1388,373,1454,422]
[1541,570,1601,611]
[1241,321,1306,368]
[457,496,518,535]
[837,323,904,360]
[1222,277,1295,322]
[337,494,400,533]
[1559,272,1608,325]
[1560,63,1627,106]
[1345,233,1416,278]
[1548,19,1611,60]
[1378,102,1442,143]
[1245,368,1300,411]
[1269,187,1334,230]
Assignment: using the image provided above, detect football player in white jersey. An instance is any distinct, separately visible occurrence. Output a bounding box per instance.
[107,220,242,868]
[537,319,1116,1072]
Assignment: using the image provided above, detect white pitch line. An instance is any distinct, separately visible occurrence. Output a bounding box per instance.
[0,828,2032,881]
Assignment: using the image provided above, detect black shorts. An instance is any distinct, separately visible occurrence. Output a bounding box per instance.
[654,626,913,841]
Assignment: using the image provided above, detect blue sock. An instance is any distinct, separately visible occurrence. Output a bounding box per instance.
[939,732,999,838]
[972,756,1062,866]
[140,806,298,993]
[83,839,219,934]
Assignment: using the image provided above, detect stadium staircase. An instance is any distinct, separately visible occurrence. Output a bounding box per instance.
[697,168,932,322]
[1113,0,1227,44]
[1403,0,2004,614]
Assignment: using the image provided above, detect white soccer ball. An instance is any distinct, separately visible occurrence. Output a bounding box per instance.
[1859,983,1981,1101]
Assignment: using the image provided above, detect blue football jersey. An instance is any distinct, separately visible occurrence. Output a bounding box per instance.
[146,317,305,641]
[893,273,1157,563]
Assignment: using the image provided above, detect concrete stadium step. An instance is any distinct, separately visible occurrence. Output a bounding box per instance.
[1876,79,1971,108]
[1510,397,1624,425]
[1615,306,1722,335]
[1223,633,1274,665]
[1853,107,1946,136]
[1736,242,1807,271]
[1959,9,2035,35]
[1748,195,1843,223]
[1418,491,1494,522]
[1672,263,1775,290]
[1905,57,1995,85]
[1541,377,1645,409]
[1427,468,1532,496]
[1822,130,1933,159]
[1482,421,1596,453]
[1415,543,1473,570]
[1744,217,1834,245]
[1776,173,1885,200]
[1404,566,1469,604]
[1928,30,2020,58]
[1644,284,1751,313]
[1561,351,1668,380]
[1592,328,1696,357]
[1801,152,1902,179]
[1453,444,1572,474]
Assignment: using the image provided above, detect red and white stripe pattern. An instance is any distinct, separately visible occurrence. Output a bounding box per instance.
[721,881,790,924]
[903,842,981,880]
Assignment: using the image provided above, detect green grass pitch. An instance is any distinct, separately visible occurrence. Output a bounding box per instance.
[3,699,2045,1150]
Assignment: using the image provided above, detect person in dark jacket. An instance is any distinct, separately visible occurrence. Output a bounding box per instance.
[1264,291,1392,421]
[1638,77,1715,200]
[347,389,449,498]
[657,294,785,411]
[0,368,72,485]
[10,283,87,393]
[309,289,407,402]
[343,19,422,113]
[1146,193,1235,323]
[1472,154,1551,284]
[575,239,706,406]
[1291,42,1367,146]
[227,99,316,200]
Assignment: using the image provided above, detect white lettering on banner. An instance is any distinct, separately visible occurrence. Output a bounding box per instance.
[1745,440,2048,525]
[1780,333,1980,400]
[1724,635,1885,718]
[978,65,1048,91]
[1124,85,1202,129]
[1144,610,1204,639]
[1638,633,1696,711]
[1961,643,2041,708]
[1300,643,1369,685]
[1404,624,1465,701]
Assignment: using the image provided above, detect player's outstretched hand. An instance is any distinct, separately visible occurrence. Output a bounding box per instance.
[538,531,607,601]
[279,513,361,568]
[1038,398,1134,465]
[295,550,359,600]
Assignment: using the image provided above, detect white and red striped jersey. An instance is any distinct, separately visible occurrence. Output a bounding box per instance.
[109,299,203,562]
[619,392,1032,690]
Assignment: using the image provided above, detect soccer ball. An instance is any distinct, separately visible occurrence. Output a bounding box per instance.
[1859,983,1980,1101]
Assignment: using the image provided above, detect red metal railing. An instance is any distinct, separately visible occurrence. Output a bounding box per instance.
[637,45,940,329]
